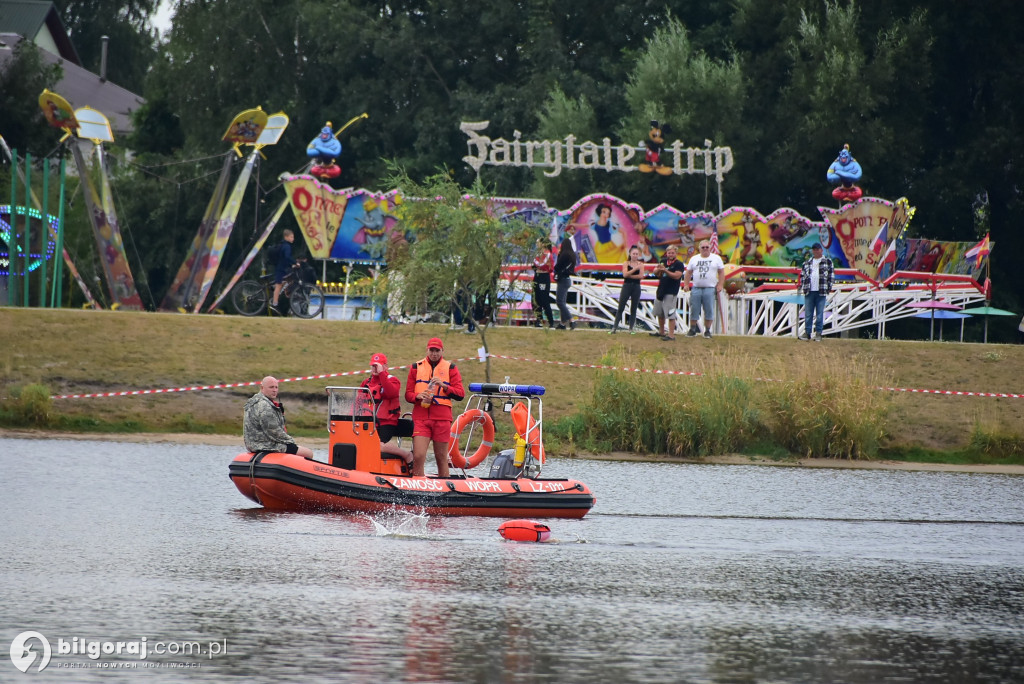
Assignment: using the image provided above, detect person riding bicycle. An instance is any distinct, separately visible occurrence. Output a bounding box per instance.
[271,229,297,313]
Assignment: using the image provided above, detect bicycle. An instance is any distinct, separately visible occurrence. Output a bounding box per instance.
[232,262,325,318]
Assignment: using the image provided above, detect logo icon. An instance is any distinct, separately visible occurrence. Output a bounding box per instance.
[10,631,51,673]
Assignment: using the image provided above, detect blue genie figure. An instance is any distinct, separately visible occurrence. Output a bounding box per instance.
[308,122,343,179]
[826,143,863,203]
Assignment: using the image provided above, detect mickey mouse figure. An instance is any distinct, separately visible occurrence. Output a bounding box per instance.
[638,120,674,176]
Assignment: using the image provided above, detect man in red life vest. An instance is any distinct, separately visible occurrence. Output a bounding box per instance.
[405,337,465,477]
[360,352,413,471]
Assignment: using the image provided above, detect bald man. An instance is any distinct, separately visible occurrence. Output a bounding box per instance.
[242,376,314,458]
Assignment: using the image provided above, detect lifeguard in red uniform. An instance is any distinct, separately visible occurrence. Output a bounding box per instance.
[360,352,413,471]
[405,337,465,477]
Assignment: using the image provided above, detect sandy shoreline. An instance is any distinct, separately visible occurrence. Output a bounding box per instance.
[3,428,1022,475]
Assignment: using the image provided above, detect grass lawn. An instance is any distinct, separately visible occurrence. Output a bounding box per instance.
[2,308,1022,462]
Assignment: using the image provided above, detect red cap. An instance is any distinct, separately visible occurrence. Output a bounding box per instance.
[426,337,444,351]
[370,353,387,366]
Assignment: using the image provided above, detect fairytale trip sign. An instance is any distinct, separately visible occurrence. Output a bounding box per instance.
[460,121,735,181]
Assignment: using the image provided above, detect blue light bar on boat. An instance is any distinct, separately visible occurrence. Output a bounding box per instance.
[469,383,545,396]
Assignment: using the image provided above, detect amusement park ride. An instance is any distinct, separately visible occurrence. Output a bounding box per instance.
[488,143,995,340]
[3,98,1000,340]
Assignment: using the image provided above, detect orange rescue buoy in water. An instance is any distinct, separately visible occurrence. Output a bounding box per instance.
[498,519,551,543]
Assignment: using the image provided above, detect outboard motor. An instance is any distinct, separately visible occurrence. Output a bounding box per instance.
[489,449,519,479]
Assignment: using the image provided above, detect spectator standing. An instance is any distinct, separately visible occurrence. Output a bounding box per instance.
[649,245,685,340]
[610,245,645,334]
[554,226,578,330]
[271,229,297,313]
[531,239,556,328]
[683,240,726,339]
[798,242,834,341]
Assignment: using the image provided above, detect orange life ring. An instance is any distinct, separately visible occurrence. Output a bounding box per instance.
[510,401,545,464]
[447,409,495,469]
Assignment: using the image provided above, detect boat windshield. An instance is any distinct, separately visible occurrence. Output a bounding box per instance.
[326,386,375,421]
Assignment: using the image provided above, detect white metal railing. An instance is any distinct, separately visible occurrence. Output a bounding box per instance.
[495,268,987,337]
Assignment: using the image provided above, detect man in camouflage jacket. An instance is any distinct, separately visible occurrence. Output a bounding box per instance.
[243,376,314,458]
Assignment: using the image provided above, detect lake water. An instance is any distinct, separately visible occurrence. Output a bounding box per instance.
[2,437,1023,683]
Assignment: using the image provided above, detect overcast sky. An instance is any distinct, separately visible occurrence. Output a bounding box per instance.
[152,0,173,36]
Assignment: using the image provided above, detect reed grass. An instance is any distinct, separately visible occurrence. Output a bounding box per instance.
[758,351,891,459]
[967,422,1024,459]
[556,348,892,459]
[0,383,52,427]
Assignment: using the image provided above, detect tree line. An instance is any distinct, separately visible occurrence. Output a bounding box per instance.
[1,0,1021,336]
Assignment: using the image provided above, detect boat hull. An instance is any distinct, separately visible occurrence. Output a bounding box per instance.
[229,452,595,518]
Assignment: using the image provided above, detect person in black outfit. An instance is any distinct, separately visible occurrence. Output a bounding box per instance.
[553,226,578,330]
[650,244,685,340]
[271,229,296,312]
[611,245,645,334]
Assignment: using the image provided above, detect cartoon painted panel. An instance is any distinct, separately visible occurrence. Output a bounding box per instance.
[639,206,716,262]
[554,195,645,264]
[901,239,987,279]
[332,190,405,261]
[497,204,558,264]
[717,208,769,266]
[488,197,552,221]
[283,175,348,259]
[818,198,898,279]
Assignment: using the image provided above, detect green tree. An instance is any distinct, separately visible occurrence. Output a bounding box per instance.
[379,166,545,381]
[527,86,601,207]
[54,0,157,92]
[0,41,63,155]
[758,1,933,213]
[616,16,746,212]
[128,98,184,155]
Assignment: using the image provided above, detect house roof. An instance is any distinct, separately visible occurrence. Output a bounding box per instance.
[0,0,80,64]
[1,32,143,136]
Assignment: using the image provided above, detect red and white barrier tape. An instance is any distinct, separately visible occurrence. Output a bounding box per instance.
[485,354,704,378]
[52,357,480,400]
[485,354,1024,399]
[51,354,1022,400]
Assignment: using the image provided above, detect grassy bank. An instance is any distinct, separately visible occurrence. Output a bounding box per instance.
[1,308,1023,463]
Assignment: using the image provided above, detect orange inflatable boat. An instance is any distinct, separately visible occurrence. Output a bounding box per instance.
[230,383,595,518]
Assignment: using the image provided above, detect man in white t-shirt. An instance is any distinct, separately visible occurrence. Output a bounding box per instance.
[683,240,726,339]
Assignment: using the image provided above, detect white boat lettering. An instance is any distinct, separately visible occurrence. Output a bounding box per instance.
[526,481,565,492]
[464,481,501,493]
[395,478,444,491]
